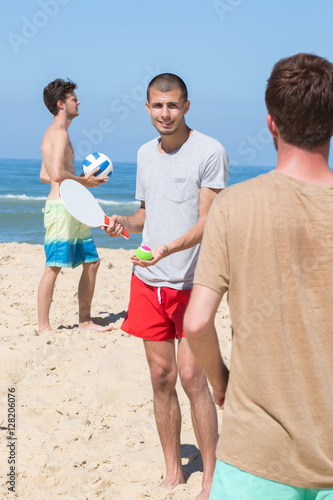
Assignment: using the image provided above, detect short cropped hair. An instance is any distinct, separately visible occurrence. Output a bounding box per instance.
[43,78,78,115]
[147,73,188,102]
[265,53,333,149]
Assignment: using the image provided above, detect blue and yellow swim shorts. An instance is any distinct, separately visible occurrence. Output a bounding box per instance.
[43,200,99,268]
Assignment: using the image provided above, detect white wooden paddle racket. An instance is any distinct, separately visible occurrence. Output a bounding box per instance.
[60,179,130,240]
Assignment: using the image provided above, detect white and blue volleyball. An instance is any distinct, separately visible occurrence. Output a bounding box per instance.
[82,152,113,178]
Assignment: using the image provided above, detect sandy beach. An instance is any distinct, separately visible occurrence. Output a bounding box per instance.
[0,242,231,500]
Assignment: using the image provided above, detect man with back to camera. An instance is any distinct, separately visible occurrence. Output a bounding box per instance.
[103,73,229,499]
[184,53,333,499]
[38,78,113,334]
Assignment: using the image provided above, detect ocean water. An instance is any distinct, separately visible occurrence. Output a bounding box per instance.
[0,158,273,250]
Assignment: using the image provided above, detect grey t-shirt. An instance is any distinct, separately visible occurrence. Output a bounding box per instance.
[134,130,229,289]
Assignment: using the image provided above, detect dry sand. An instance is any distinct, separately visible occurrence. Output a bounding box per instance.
[0,242,231,499]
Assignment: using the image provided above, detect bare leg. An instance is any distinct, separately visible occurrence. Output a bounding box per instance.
[37,266,61,333]
[177,337,218,500]
[78,261,113,332]
[144,339,185,489]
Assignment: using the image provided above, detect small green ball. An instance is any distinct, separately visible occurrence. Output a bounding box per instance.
[135,246,153,261]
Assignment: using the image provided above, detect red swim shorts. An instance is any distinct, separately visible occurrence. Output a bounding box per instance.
[121,274,192,341]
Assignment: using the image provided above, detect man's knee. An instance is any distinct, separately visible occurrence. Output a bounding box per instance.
[83,260,100,272]
[149,362,177,393]
[179,364,207,395]
[90,259,100,269]
[46,266,62,276]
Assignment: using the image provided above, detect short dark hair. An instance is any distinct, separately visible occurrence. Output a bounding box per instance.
[147,73,188,102]
[265,53,333,149]
[43,78,78,115]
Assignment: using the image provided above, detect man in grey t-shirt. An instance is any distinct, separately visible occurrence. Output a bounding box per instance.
[104,73,228,499]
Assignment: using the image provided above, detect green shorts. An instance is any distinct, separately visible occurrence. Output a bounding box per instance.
[209,461,333,500]
[43,200,99,268]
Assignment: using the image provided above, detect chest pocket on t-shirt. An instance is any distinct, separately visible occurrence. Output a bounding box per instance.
[170,177,194,204]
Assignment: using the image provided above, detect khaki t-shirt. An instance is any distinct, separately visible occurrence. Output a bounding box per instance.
[194,170,333,488]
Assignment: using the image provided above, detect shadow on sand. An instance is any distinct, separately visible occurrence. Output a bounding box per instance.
[181,444,203,481]
[57,310,127,330]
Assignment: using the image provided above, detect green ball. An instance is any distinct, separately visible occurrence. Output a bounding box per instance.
[135,246,153,261]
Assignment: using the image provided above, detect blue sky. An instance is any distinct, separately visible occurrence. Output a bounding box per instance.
[2,0,333,167]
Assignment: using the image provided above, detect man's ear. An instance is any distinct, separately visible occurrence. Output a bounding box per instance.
[183,100,190,115]
[57,99,65,111]
[267,114,278,137]
[145,101,151,115]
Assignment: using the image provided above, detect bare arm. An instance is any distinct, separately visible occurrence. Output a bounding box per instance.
[133,186,221,266]
[47,129,108,187]
[166,186,221,254]
[184,283,229,406]
[40,161,51,184]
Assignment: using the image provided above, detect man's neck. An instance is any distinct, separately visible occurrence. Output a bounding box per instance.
[53,112,72,131]
[158,126,192,154]
[275,140,333,185]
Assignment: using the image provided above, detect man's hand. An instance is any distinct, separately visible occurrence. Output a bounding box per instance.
[83,167,109,187]
[101,215,126,238]
[212,379,228,408]
[129,244,169,267]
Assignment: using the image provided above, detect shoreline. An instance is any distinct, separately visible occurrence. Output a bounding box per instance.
[0,242,231,499]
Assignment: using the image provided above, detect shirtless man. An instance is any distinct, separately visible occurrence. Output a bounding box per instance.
[37,78,112,334]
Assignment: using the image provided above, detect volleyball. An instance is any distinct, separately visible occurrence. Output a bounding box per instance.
[82,152,113,178]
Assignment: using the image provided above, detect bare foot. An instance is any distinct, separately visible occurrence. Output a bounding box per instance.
[38,325,53,334]
[78,320,113,332]
[159,473,185,490]
[195,484,211,500]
